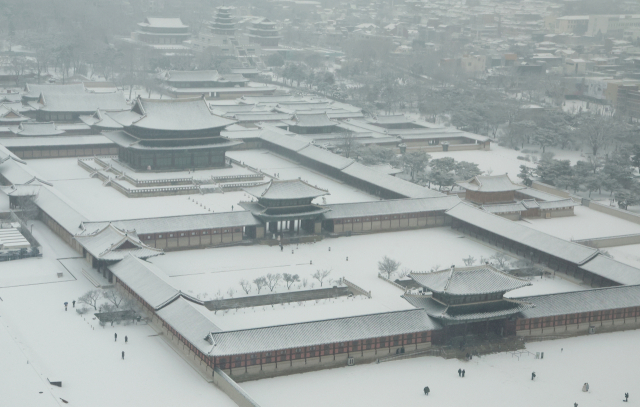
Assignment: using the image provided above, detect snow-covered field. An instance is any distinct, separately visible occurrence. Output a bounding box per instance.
[227,149,377,205]
[243,329,640,407]
[522,206,640,241]
[149,228,586,330]
[0,222,236,407]
[606,244,640,269]
[429,144,586,179]
[23,151,376,221]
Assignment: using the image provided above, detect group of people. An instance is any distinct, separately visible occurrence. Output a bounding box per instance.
[115,333,128,360]
[63,300,76,311]
[457,368,466,377]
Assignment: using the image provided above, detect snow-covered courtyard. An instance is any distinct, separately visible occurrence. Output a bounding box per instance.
[243,329,640,407]
[148,228,587,331]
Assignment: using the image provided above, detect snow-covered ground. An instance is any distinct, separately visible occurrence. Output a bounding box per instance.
[0,222,237,407]
[243,329,640,407]
[149,228,585,330]
[227,149,377,205]
[521,206,640,241]
[606,244,640,269]
[23,151,376,221]
[429,144,586,179]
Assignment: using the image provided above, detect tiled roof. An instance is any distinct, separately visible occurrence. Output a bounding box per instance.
[579,254,640,285]
[104,130,242,151]
[297,145,354,170]
[457,174,525,192]
[342,162,444,198]
[517,187,565,202]
[131,97,235,131]
[142,17,188,28]
[157,298,221,354]
[446,203,598,265]
[410,266,531,295]
[79,211,262,236]
[0,135,112,148]
[14,122,64,136]
[108,254,179,309]
[538,199,576,210]
[404,295,533,322]
[481,202,526,214]
[75,223,163,260]
[38,92,130,113]
[367,114,413,124]
[207,309,441,357]
[24,83,86,99]
[322,196,460,219]
[517,284,640,319]
[292,112,336,128]
[243,179,329,200]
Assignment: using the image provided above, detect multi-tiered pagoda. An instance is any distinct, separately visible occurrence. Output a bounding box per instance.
[247,18,281,47]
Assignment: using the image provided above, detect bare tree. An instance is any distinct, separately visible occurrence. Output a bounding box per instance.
[253,277,267,294]
[378,256,400,279]
[226,288,235,298]
[337,132,356,158]
[78,290,102,310]
[239,279,251,295]
[397,267,412,279]
[102,289,124,308]
[312,269,331,287]
[265,273,282,292]
[283,273,300,290]
[490,252,510,270]
[462,255,476,266]
[429,264,441,272]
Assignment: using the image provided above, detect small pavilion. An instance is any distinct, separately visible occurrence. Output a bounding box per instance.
[240,179,329,236]
[457,174,524,204]
[405,265,533,338]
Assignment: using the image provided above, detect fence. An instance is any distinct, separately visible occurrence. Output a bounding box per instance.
[530,181,571,199]
[573,233,640,248]
[377,274,408,292]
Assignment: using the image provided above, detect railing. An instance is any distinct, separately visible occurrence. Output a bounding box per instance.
[341,277,371,298]
[377,273,408,292]
[378,348,443,363]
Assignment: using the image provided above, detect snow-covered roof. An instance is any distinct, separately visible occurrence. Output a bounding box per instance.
[74,223,163,261]
[243,179,329,200]
[79,211,262,236]
[537,199,576,210]
[130,97,235,131]
[36,92,130,113]
[141,17,188,28]
[260,130,311,152]
[517,187,566,202]
[291,112,336,128]
[579,255,640,285]
[104,130,242,151]
[13,122,64,136]
[156,298,221,355]
[297,145,353,170]
[0,135,113,148]
[323,196,459,219]
[0,104,30,123]
[518,284,640,319]
[481,202,526,214]
[457,174,524,192]
[367,114,413,125]
[342,162,443,199]
[404,294,533,322]
[24,83,86,99]
[446,203,598,265]
[0,184,41,197]
[410,266,531,296]
[80,109,139,130]
[207,309,440,357]
[108,254,179,309]
[162,70,249,84]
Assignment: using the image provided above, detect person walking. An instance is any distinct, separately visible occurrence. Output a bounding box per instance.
[582,383,588,392]
[624,392,629,402]
[64,302,68,311]
[531,372,536,381]
[458,368,462,377]
[574,403,578,407]
[424,386,430,396]
[462,369,465,377]
[122,351,125,360]
[125,336,128,344]
[72,300,76,308]
[114,333,117,342]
